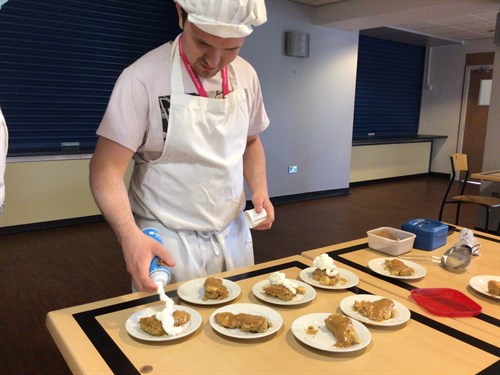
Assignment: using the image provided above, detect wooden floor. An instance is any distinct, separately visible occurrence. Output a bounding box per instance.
[0,175,483,374]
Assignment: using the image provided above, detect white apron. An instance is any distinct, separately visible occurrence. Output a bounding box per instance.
[129,36,253,282]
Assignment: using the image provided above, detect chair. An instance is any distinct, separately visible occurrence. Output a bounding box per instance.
[439,153,500,234]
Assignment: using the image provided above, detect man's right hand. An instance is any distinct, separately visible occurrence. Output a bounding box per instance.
[121,228,176,292]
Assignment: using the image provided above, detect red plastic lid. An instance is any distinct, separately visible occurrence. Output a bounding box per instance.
[411,288,482,317]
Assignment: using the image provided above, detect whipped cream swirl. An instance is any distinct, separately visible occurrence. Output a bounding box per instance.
[155,282,185,336]
[313,253,338,277]
[268,271,298,294]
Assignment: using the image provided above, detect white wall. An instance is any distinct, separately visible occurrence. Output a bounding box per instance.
[350,142,432,183]
[3,158,99,225]
[419,38,498,174]
[240,0,359,197]
[0,157,134,228]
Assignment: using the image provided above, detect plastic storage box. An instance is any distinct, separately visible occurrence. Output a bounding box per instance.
[401,219,448,251]
[411,288,482,316]
[367,227,416,256]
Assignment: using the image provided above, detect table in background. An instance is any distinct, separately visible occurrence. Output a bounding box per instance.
[471,169,500,182]
[47,233,500,374]
[470,170,500,231]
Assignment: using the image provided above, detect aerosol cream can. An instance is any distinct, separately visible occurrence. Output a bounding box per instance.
[142,227,172,286]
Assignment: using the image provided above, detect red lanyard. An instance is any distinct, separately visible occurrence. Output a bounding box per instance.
[179,34,229,98]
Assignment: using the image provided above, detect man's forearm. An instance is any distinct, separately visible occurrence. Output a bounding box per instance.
[89,137,140,243]
[243,135,268,198]
[90,167,138,242]
[243,135,274,229]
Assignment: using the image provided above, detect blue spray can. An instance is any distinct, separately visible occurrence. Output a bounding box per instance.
[142,227,172,286]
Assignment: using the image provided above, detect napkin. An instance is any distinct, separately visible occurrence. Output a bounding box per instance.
[244,208,267,228]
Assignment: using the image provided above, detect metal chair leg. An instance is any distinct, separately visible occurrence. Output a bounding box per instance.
[455,203,461,225]
[485,208,490,233]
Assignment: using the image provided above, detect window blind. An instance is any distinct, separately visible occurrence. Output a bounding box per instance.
[0,0,180,155]
[353,36,425,138]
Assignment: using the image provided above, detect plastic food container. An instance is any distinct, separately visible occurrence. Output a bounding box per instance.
[367,227,416,256]
[411,288,482,317]
[401,219,448,250]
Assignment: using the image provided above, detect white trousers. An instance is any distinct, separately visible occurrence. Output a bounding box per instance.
[135,212,254,288]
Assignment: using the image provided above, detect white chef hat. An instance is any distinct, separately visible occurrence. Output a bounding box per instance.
[175,0,267,38]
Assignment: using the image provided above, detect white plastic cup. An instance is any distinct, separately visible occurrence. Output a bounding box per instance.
[244,208,267,228]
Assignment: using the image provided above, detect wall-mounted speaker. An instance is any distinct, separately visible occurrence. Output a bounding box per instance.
[285,31,310,58]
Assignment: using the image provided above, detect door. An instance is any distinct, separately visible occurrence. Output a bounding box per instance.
[459,52,494,177]
[461,67,492,176]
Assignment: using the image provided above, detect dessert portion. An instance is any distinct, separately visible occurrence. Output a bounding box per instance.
[204,277,229,300]
[353,298,396,322]
[487,280,500,296]
[324,313,361,348]
[374,228,397,240]
[214,312,270,333]
[312,253,345,286]
[140,310,191,336]
[139,282,190,336]
[263,271,305,301]
[384,259,415,276]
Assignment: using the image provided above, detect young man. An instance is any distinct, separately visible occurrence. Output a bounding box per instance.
[90,0,273,292]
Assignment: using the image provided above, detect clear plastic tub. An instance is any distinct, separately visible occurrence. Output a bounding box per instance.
[367,227,416,256]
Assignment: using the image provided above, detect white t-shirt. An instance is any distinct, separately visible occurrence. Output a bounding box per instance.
[0,107,8,214]
[97,41,269,163]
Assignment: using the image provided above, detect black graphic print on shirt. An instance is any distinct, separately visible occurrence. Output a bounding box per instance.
[158,96,171,139]
[158,91,224,139]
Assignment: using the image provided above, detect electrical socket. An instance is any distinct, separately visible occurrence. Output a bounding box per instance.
[288,165,298,174]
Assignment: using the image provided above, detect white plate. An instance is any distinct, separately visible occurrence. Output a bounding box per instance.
[340,294,411,326]
[177,278,241,305]
[368,258,427,279]
[209,303,283,339]
[291,313,371,352]
[252,279,316,306]
[469,275,500,300]
[126,305,202,342]
[299,267,359,289]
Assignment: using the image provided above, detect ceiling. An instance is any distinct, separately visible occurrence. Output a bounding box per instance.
[290,0,499,46]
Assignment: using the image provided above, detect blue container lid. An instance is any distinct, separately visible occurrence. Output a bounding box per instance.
[402,219,448,234]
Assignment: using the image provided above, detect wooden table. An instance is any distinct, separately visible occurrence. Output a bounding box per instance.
[469,170,500,231]
[471,169,500,182]
[302,227,500,366]
[47,231,500,374]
